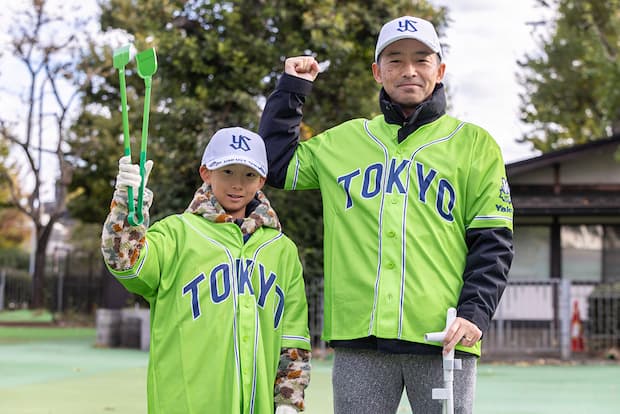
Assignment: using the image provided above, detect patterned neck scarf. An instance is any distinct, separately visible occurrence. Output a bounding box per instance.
[185,183,282,237]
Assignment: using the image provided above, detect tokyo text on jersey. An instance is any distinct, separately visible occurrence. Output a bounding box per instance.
[108,213,310,414]
[283,114,512,356]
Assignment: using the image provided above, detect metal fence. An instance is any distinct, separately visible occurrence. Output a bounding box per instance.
[482,279,620,359]
[587,283,620,354]
[305,276,326,353]
[2,256,619,360]
[0,268,31,311]
[0,250,112,314]
[302,277,620,359]
[482,279,572,358]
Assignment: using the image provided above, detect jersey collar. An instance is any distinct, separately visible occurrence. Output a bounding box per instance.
[185,184,282,236]
[379,83,447,143]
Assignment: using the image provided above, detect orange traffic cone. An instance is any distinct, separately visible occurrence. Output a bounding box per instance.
[571,300,585,352]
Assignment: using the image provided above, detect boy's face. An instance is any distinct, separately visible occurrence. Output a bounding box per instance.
[200,164,266,219]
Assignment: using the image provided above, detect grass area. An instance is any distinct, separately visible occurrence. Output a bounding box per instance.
[0,309,54,323]
[1,327,619,414]
[474,363,620,413]
[0,326,95,344]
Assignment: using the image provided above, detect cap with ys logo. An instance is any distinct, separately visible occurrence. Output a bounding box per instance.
[375,16,443,62]
[201,127,268,177]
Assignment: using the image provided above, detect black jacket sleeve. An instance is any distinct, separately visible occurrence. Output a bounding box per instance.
[258,74,314,188]
[457,227,514,335]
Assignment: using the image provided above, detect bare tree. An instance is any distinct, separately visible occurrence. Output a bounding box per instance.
[0,0,90,308]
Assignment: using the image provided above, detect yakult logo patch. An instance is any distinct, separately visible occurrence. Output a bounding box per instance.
[499,178,511,204]
[495,177,513,214]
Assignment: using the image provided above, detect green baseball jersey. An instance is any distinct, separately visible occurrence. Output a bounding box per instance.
[108,212,311,414]
[284,114,513,356]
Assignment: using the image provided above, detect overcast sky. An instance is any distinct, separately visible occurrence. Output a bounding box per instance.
[430,0,555,162]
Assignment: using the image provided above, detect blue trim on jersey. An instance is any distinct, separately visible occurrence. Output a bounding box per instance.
[245,233,283,414]
[180,223,283,414]
[250,309,259,414]
[363,120,390,336]
[247,233,284,301]
[473,215,514,222]
[248,233,284,269]
[282,335,312,345]
[398,181,408,338]
[114,241,150,279]
[468,215,513,230]
[179,215,242,394]
[291,154,300,189]
[398,122,465,338]
[337,120,467,339]
[248,234,283,312]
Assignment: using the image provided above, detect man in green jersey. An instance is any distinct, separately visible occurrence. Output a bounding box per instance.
[102,127,311,414]
[259,16,514,414]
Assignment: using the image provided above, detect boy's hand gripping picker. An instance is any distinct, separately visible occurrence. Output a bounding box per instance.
[425,307,462,414]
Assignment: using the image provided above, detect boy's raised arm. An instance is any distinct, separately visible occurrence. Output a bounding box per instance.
[101,156,154,271]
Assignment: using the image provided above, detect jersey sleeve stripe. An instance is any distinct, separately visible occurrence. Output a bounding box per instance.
[471,215,513,222]
[282,335,311,344]
[467,216,513,231]
[113,241,149,279]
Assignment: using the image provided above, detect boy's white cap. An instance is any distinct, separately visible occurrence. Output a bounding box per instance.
[201,127,268,177]
[375,16,442,62]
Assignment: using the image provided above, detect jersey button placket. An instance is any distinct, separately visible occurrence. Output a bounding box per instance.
[379,185,402,336]
[237,260,257,400]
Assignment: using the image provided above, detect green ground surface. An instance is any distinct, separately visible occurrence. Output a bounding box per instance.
[0,309,54,323]
[0,327,618,414]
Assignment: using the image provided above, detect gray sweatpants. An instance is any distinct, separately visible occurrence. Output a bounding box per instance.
[332,348,477,414]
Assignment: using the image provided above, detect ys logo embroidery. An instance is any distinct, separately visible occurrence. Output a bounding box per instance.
[397,19,419,33]
[230,134,252,152]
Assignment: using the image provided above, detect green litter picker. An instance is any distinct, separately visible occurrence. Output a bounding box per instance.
[113,44,158,226]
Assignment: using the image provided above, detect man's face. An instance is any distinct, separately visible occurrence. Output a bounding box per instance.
[372,38,445,116]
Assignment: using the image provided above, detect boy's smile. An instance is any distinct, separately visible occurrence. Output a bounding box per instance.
[200,164,266,219]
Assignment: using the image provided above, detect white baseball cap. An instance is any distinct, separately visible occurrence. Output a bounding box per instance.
[201,127,268,177]
[375,16,443,62]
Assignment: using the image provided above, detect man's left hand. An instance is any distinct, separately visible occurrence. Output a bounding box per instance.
[442,317,482,355]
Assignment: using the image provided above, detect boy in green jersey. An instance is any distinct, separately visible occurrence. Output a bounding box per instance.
[102,127,311,414]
